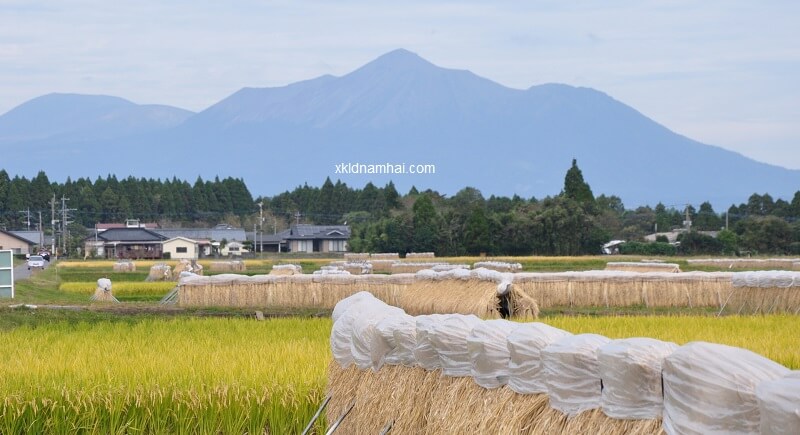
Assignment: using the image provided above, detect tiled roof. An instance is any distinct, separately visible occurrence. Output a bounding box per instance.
[94,228,167,243]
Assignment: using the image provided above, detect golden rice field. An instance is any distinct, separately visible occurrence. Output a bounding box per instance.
[59,281,175,297]
[1,313,797,434]
[0,317,331,434]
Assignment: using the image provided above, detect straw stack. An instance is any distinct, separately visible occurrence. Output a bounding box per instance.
[90,278,119,303]
[406,252,436,259]
[269,264,302,275]
[605,262,681,273]
[687,258,800,270]
[146,263,172,282]
[474,261,523,272]
[112,260,136,272]
[209,260,246,272]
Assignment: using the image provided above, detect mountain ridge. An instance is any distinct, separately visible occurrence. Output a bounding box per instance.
[0,50,797,208]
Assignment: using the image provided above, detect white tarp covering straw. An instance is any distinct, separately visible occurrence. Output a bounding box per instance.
[598,337,678,419]
[467,319,519,388]
[662,341,790,435]
[542,333,611,417]
[756,373,800,435]
[506,323,573,394]
[429,314,483,377]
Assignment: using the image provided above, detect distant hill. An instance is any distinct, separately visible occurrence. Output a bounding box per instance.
[1,49,797,208]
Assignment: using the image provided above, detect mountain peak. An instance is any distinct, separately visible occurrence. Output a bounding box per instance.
[363,48,435,71]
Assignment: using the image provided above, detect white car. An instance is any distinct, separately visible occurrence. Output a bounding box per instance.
[27,255,46,270]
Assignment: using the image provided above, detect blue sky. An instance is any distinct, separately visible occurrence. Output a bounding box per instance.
[1,1,798,168]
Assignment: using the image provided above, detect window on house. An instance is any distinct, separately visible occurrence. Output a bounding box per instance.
[176,247,188,253]
[230,247,239,252]
[296,240,312,252]
[329,240,346,252]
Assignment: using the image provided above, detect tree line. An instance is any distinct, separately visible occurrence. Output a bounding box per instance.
[2,163,799,256]
[0,170,254,229]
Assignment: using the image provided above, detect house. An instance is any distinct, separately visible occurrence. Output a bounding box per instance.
[253,224,350,253]
[83,228,167,259]
[154,224,247,255]
[95,219,159,232]
[162,237,200,260]
[221,241,248,256]
[9,230,54,251]
[0,229,35,255]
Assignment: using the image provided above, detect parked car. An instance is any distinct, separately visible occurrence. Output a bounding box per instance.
[27,255,46,270]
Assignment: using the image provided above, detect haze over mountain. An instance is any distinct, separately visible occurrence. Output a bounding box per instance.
[1,49,797,208]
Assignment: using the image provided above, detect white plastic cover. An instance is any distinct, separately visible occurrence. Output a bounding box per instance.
[542,333,611,417]
[330,294,388,367]
[414,314,451,370]
[331,291,375,323]
[756,374,800,435]
[97,278,112,290]
[598,337,678,419]
[429,314,483,377]
[466,319,519,388]
[372,313,417,369]
[507,322,573,394]
[350,304,406,370]
[662,341,791,435]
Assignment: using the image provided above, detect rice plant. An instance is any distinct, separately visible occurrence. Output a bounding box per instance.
[0,317,331,434]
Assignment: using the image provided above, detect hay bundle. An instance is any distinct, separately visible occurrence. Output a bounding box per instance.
[342,262,372,275]
[371,252,400,260]
[269,264,302,275]
[112,260,135,272]
[210,260,245,272]
[605,262,681,273]
[687,258,800,270]
[390,262,450,274]
[726,271,800,313]
[598,338,678,420]
[474,261,523,272]
[146,263,172,281]
[326,362,664,434]
[91,278,119,302]
[343,253,370,261]
[172,259,193,276]
[326,293,666,434]
[755,374,800,434]
[406,252,435,259]
[662,342,790,434]
[369,259,398,273]
[542,333,610,417]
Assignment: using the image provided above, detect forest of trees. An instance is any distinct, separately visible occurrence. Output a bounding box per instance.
[2,161,800,256]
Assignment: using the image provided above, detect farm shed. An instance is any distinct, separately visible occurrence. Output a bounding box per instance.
[162,237,200,260]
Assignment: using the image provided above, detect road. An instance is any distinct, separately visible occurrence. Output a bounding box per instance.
[13,260,49,281]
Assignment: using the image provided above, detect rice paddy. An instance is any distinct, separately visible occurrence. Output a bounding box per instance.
[3,257,798,433]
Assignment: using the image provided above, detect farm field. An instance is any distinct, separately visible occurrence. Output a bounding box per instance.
[2,257,798,432]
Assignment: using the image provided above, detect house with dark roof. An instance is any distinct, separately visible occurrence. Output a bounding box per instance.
[0,229,36,255]
[252,224,350,253]
[84,228,167,259]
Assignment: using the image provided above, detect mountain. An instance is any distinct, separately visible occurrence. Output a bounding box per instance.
[1,49,797,208]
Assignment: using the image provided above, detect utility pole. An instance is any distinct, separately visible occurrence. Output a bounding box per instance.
[60,196,76,256]
[257,202,263,256]
[19,208,31,230]
[684,204,692,232]
[50,194,58,256]
[38,211,44,249]
[725,211,729,230]
[294,211,302,225]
